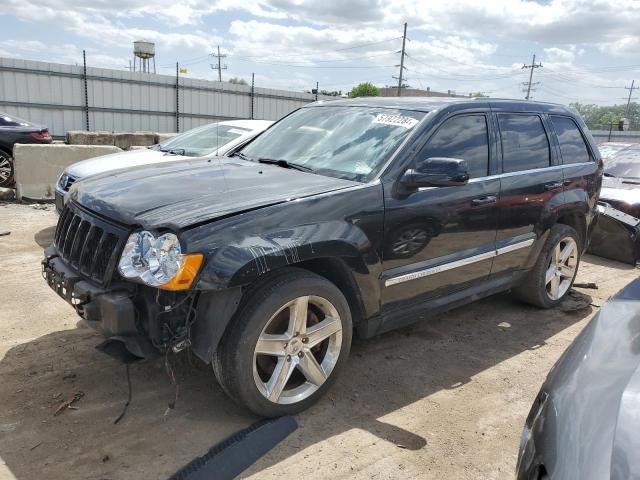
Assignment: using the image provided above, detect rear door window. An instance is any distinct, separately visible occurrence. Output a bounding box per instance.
[498,114,550,173]
[550,116,591,164]
[420,114,489,178]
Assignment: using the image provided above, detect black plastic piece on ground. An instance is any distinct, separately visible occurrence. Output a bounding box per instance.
[168,416,298,480]
[96,335,157,364]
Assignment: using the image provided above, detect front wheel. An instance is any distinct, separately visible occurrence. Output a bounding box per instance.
[513,224,581,308]
[213,268,352,417]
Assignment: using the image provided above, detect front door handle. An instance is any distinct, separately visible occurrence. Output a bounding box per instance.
[471,195,497,206]
[544,182,564,191]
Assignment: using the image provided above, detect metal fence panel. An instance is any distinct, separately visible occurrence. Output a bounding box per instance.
[0,56,331,136]
[589,129,640,144]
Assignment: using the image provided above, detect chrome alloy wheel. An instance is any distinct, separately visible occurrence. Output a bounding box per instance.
[545,237,578,300]
[253,295,342,405]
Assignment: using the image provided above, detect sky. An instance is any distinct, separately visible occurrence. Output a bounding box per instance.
[1,0,640,105]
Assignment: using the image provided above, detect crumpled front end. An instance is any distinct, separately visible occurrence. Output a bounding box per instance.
[42,202,198,362]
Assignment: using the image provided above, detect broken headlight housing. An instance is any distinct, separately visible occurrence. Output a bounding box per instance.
[118,231,184,287]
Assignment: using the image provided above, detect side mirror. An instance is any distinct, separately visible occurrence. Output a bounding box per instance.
[401,157,470,188]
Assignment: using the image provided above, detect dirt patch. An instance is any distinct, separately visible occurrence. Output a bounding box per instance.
[0,203,637,480]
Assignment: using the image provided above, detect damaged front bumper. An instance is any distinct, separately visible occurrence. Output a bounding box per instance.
[42,246,155,362]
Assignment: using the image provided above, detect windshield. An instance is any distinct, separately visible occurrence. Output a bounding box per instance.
[604,146,640,179]
[159,123,250,157]
[240,106,426,182]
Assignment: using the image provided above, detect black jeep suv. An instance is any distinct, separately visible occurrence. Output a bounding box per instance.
[43,98,602,416]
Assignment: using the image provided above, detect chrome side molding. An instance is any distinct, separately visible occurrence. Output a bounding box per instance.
[384,238,535,287]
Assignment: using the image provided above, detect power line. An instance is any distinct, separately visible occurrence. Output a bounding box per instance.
[232,57,395,69]
[522,54,543,100]
[230,37,402,60]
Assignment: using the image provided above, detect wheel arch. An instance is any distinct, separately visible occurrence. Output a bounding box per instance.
[556,209,587,251]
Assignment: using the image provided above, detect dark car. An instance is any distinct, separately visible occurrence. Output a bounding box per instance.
[516,277,640,480]
[42,98,602,417]
[0,112,52,187]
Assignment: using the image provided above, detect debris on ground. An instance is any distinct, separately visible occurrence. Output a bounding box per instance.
[558,290,592,312]
[573,282,598,289]
[53,392,85,416]
[0,231,10,236]
[62,370,76,380]
[30,204,49,210]
[30,442,42,451]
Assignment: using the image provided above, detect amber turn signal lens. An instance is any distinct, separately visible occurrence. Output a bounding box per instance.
[160,254,204,291]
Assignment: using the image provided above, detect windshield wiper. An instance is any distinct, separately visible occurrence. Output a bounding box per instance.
[232,151,252,161]
[160,148,186,156]
[257,158,314,173]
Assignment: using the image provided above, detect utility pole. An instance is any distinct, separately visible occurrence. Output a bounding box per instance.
[624,80,638,115]
[315,81,319,101]
[394,22,408,97]
[211,46,227,82]
[522,54,543,100]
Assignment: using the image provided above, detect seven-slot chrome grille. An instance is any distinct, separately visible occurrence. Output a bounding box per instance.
[54,203,126,286]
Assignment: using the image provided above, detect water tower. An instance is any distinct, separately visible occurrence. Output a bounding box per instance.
[133,41,156,73]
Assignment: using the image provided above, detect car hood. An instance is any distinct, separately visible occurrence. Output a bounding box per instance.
[600,177,640,205]
[71,157,359,230]
[65,149,187,179]
[534,278,640,479]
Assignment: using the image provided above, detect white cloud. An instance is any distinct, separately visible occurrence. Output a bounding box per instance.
[2,0,640,105]
[544,47,575,63]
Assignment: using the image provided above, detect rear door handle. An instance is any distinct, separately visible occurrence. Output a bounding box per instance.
[471,195,497,206]
[544,182,564,191]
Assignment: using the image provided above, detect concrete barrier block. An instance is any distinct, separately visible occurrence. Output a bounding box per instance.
[66,131,115,146]
[14,144,122,201]
[114,132,157,150]
[156,133,177,144]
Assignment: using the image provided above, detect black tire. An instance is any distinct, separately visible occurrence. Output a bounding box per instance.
[0,150,14,188]
[513,224,581,308]
[213,267,353,417]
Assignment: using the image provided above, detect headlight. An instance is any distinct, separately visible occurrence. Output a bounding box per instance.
[118,231,203,290]
[58,173,68,189]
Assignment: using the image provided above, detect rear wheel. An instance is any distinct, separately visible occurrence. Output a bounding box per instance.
[0,151,14,188]
[213,268,352,417]
[513,224,580,308]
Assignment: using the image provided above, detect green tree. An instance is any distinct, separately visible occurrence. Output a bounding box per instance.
[348,82,380,98]
[469,92,489,98]
[570,102,640,130]
[228,77,248,85]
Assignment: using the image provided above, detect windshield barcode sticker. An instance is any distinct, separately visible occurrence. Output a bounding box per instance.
[373,114,419,129]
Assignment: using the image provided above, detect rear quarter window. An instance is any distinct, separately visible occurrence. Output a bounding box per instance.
[550,116,592,164]
[498,114,550,173]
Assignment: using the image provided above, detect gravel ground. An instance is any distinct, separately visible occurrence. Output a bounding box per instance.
[0,202,637,480]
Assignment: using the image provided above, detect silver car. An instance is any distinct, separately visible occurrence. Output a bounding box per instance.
[517,277,640,479]
[55,119,272,213]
